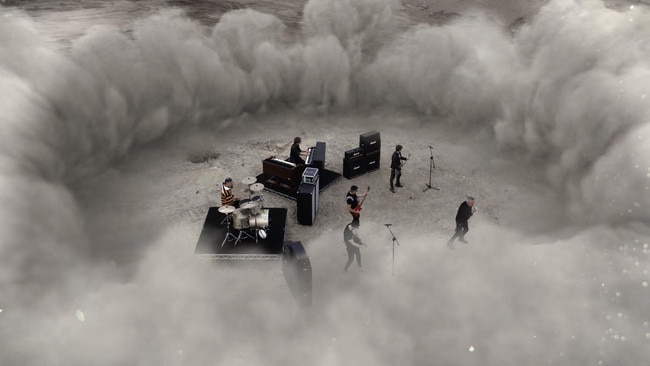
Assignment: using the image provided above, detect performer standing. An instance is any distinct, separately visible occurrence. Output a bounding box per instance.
[447,196,477,249]
[289,136,308,165]
[346,185,369,222]
[343,220,366,272]
[390,144,408,193]
[220,177,240,208]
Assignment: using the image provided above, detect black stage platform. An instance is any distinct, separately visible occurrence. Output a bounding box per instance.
[256,168,342,200]
[195,207,287,259]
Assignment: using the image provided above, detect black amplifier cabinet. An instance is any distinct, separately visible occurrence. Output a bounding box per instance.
[297,178,319,225]
[282,241,312,307]
[344,146,364,160]
[343,153,365,179]
[359,130,381,154]
[364,150,380,173]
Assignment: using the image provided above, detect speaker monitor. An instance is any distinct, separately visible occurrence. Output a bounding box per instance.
[343,155,365,179]
[364,150,380,173]
[297,179,318,225]
[359,130,381,154]
[282,241,312,307]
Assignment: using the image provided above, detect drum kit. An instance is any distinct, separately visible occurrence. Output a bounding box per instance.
[219,178,269,246]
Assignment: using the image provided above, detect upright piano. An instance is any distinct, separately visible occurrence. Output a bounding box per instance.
[305,141,326,171]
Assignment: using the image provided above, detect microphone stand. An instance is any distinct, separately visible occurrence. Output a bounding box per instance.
[384,224,401,276]
[423,145,440,192]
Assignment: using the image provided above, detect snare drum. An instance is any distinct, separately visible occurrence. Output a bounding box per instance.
[238,198,251,214]
[232,208,250,229]
[248,209,269,229]
[241,201,259,216]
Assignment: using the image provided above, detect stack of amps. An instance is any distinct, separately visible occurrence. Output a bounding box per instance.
[343,130,381,179]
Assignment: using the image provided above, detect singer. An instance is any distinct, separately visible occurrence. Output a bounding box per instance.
[447,196,477,249]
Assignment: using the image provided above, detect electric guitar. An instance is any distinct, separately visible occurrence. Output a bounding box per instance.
[351,186,370,219]
[400,153,411,168]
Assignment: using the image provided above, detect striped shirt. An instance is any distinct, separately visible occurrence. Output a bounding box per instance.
[221,184,235,206]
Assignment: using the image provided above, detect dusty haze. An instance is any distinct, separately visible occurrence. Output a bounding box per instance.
[0,0,649,365]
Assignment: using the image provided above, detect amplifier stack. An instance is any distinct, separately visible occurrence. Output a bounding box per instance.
[343,147,365,179]
[343,130,381,179]
[282,241,312,307]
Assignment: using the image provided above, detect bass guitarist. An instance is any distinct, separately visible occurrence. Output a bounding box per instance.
[346,185,369,222]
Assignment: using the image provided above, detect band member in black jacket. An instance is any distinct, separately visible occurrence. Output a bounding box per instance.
[343,220,366,272]
[289,136,307,165]
[447,196,477,249]
[390,144,408,193]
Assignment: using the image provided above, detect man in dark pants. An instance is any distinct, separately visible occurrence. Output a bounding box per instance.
[343,220,366,272]
[289,136,307,165]
[390,144,408,193]
[447,196,477,249]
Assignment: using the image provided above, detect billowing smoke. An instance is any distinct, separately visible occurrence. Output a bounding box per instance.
[0,0,649,365]
[358,0,650,225]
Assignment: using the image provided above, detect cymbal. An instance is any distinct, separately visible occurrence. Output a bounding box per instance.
[250,183,265,192]
[242,177,257,185]
[218,205,236,214]
[241,202,258,210]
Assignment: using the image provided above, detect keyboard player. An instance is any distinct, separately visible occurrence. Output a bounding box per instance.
[289,136,308,165]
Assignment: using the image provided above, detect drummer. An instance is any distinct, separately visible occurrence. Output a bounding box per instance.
[220,177,240,208]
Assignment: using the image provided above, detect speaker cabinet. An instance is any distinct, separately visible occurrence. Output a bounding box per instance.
[344,146,364,160]
[297,179,318,225]
[360,130,381,154]
[282,241,312,307]
[343,155,365,179]
[364,150,380,173]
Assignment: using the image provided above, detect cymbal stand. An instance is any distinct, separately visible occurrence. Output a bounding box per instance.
[221,213,238,247]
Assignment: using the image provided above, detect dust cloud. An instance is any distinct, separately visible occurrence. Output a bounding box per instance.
[0,0,648,365]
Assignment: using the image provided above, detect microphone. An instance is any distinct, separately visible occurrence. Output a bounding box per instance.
[384,224,392,226]
[428,145,434,148]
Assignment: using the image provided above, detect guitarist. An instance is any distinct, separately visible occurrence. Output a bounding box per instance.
[390,144,408,193]
[347,185,369,222]
[343,220,366,272]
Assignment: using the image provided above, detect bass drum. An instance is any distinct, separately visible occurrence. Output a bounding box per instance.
[248,209,269,229]
[232,208,250,229]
